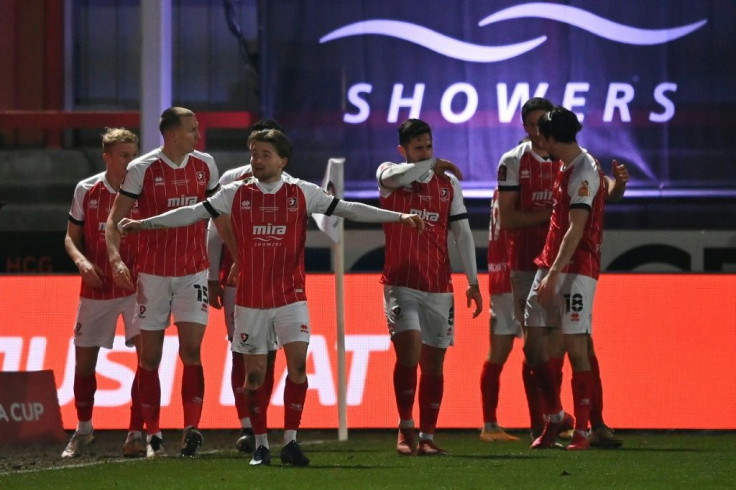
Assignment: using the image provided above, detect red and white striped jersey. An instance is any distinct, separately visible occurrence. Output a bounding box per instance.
[69,172,140,299]
[497,140,557,272]
[377,163,467,293]
[207,175,336,308]
[487,190,511,295]
[535,152,606,279]
[120,148,219,276]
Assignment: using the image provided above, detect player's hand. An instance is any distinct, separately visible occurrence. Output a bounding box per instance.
[76,258,104,289]
[227,262,239,287]
[110,261,135,291]
[117,218,144,236]
[466,284,483,318]
[208,279,223,309]
[399,214,425,233]
[535,271,558,308]
[434,158,463,181]
[612,159,629,186]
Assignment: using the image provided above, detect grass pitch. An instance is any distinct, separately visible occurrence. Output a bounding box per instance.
[1,430,734,489]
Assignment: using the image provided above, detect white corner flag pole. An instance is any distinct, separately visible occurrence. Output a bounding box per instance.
[334,190,347,441]
[312,157,347,441]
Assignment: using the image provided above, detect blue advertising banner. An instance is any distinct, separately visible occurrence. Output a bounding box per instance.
[259,1,736,197]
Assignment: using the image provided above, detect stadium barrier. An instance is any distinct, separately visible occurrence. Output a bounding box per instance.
[0,110,256,149]
[0,370,66,445]
[1,274,734,430]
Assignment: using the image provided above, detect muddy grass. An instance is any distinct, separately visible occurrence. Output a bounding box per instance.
[0,429,247,474]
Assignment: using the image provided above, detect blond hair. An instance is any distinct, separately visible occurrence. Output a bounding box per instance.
[101,127,139,153]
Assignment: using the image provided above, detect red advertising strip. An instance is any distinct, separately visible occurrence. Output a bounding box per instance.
[0,370,66,445]
[0,274,734,430]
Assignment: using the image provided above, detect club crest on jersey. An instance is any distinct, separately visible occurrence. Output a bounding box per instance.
[196,171,205,182]
[578,180,590,197]
[288,197,297,210]
[440,187,449,201]
[241,200,251,210]
[497,165,507,182]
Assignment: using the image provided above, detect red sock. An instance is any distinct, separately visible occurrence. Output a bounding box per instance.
[138,366,161,435]
[231,353,249,420]
[480,361,502,424]
[522,361,544,430]
[418,373,443,435]
[393,362,417,421]
[74,373,96,423]
[182,364,204,428]
[589,355,604,428]
[531,362,562,416]
[128,369,144,432]
[284,377,308,431]
[571,370,594,431]
[549,357,564,394]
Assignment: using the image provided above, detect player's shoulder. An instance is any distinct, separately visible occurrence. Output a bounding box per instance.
[76,171,105,190]
[191,150,217,167]
[127,148,161,171]
[500,140,531,165]
[574,152,599,173]
[220,164,252,184]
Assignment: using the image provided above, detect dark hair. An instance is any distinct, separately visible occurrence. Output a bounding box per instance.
[159,107,194,134]
[248,129,292,160]
[537,106,582,144]
[398,118,432,147]
[249,119,285,134]
[521,97,554,125]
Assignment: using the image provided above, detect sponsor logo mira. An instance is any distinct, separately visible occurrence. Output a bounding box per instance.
[253,223,287,246]
[167,195,198,207]
[410,208,440,222]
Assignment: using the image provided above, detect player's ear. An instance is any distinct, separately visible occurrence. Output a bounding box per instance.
[397,144,406,159]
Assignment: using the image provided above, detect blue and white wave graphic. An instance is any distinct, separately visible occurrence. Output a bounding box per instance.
[319,2,707,63]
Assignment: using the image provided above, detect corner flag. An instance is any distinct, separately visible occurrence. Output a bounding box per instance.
[313,158,344,244]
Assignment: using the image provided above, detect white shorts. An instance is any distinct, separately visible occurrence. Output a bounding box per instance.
[510,270,536,326]
[490,292,522,337]
[134,271,209,331]
[525,269,597,335]
[232,301,307,355]
[73,295,138,348]
[383,285,455,349]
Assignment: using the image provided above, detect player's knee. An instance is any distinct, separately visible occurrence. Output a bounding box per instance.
[246,370,265,389]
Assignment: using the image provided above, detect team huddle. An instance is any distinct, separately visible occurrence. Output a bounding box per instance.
[61,98,628,465]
